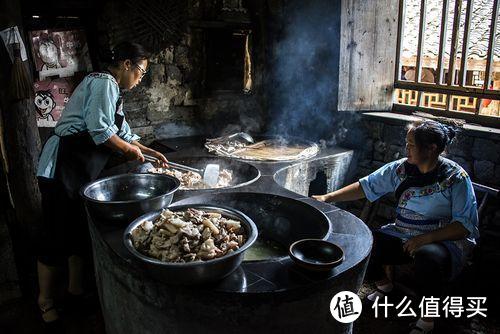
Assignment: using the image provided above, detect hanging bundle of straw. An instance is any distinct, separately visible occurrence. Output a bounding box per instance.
[8,28,32,101]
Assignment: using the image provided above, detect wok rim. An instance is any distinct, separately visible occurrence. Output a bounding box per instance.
[147,156,261,191]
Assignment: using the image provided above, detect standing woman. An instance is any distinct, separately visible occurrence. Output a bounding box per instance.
[313,120,479,334]
[36,42,167,326]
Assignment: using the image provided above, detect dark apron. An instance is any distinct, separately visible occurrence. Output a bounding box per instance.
[54,94,124,200]
[37,74,124,263]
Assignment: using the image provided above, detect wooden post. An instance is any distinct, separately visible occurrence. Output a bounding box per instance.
[0,0,42,230]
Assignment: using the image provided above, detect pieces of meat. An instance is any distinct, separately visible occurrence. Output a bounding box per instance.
[130,208,246,263]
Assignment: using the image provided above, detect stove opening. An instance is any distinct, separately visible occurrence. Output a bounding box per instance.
[308,170,328,197]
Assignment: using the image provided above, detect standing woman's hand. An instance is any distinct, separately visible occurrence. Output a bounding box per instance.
[124,144,145,162]
[130,141,169,167]
[147,150,168,168]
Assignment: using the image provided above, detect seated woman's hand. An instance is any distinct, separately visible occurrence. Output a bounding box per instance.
[402,234,432,256]
[312,194,327,202]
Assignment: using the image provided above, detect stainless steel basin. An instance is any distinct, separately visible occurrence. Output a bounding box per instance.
[81,173,180,224]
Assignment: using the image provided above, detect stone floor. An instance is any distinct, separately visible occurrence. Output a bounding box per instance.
[1,282,499,334]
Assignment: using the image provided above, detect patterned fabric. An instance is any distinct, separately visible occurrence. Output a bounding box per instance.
[37,72,140,179]
[359,157,479,280]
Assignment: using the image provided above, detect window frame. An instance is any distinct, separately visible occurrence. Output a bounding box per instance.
[392,0,500,128]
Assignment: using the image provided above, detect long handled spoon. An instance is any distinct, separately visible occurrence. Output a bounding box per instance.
[144,154,220,187]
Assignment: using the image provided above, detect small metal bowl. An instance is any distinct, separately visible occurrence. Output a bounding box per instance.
[289,239,344,271]
[81,173,180,223]
[123,204,258,285]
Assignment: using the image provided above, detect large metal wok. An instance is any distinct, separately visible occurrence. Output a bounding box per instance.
[123,204,258,285]
[145,156,261,190]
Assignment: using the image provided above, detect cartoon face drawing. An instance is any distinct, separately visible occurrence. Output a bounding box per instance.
[34,90,56,120]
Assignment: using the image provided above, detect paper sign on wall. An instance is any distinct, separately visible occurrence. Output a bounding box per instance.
[30,29,92,80]
[34,77,77,127]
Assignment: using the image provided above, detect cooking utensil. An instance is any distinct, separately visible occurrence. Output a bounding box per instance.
[123,204,258,285]
[144,154,220,187]
[289,239,344,271]
[205,135,319,161]
[80,173,180,223]
[227,132,255,144]
[144,157,261,191]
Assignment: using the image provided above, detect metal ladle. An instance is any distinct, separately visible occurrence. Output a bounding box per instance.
[143,154,220,187]
[228,132,255,144]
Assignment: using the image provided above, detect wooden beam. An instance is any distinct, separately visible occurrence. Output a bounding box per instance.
[0,1,42,231]
[394,80,500,99]
[394,0,405,82]
[415,0,427,83]
[339,0,399,111]
[447,0,463,86]
[436,0,450,84]
[393,104,500,128]
[459,0,473,87]
[484,0,499,91]
[474,98,482,115]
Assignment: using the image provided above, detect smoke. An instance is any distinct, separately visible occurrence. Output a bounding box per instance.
[267,0,341,141]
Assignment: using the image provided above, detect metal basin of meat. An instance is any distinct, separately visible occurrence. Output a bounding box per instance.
[173,192,331,262]
[123,204,258,285]
[148,157,260,190]
[205,135,320,162]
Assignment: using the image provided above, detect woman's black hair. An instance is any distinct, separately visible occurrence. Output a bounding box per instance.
[407,120,458,154]
[102,42,151,66]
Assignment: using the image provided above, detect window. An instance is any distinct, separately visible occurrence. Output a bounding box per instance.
[393,0,500,127]
[205,29,252,94]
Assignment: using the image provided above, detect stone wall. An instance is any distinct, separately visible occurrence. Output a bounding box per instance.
[120,43,267,144]
[98,0,269,145]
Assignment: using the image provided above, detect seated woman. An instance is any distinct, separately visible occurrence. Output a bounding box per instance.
[313,120,478,334]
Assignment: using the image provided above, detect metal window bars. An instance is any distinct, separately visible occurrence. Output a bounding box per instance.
[394,0,500,124]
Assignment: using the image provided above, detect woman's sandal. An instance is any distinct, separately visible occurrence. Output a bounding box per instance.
[40,303,59,321]
[39,302,64,332]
